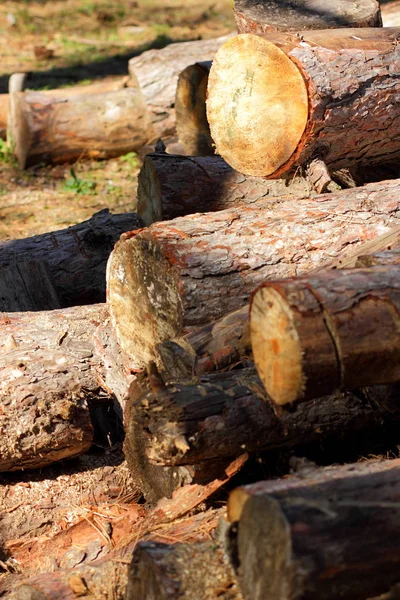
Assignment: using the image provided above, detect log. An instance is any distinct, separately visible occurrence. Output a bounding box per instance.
[125,365,400,467]
[0,304,110,471]
[356,247,400,267]
[126,539,242,600]
[207,28,400,177]
[234,0,382,35]
[0,260,61,311]
[382,1,400,26]
[250,265,400,405]
[0,209,141,307]
[229,460,400,599]
[136,153,313,226]
[107,178,400,368]
[175,61,214,156]
[128,34,233,139]
[9,83,152,168]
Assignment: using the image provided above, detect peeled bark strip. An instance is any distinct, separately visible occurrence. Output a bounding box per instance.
[251,265,400,405]
[126,540,242,600]
[107,178,400,368]
[207,28,400,177]
[0,304,109,471]
[136,153,313,226]
[126,366,400,467]
[175,61,214,156]
[233,462,400,600]
[234,0,382,35]
[0,260,61,311]
[128,35,233,138]
[0,209,141,307]
[9,85,152,168]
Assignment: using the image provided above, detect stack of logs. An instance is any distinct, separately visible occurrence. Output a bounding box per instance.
[3,0,400,598]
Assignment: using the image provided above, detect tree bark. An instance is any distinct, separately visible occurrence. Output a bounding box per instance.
[234,0,382,35]
[207,28,400,177]
[0,260,61,311]
[0,304,110,471]
[136,153,313,226]
[125,366,400,467]
[9,84,152,168]
[250,265,400,405]
[126,540,242,600]
[128,34,233,139]
[0,209,141,307]
[107,178,400,368]
[175,61,214,156]
[232,460,400,600]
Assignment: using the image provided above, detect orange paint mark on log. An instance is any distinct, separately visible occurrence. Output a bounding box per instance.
[271,338,280,355]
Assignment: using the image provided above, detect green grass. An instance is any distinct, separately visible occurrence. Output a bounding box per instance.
[62,169,96,194]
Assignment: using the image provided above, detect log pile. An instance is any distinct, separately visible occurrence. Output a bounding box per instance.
[3,1,400,598]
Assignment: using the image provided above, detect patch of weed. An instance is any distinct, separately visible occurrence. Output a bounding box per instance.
[0,140,17,166]
[62,169,96,194]
[119,152,138,169]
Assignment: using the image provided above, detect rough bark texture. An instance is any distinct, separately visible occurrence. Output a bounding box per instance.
[126,540,242,600]
[136,153,314,226]
[250,265,400,405]
[0,260,61,311]
[175,61,214,156]
[107,178,400,368]
[234,0,382,34]
[0,209,141,307]
[9,84,152,168]
[128,35,233,138]
[0,304,109,471]
[234,461,400,599]
[207,28,400,177]
[125,365,400,467]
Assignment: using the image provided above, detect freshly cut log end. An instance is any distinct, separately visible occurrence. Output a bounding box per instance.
[234,0,382,34]
[251,266,400,405]
[106,233,183,366]
[207,34,308,177]
[250,286,304,405]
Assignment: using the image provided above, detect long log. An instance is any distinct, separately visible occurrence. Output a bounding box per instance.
[230,460,400,599]
[125,540,242,600]
[250,265,400,406]
[0,260,61,311]
[234,0,382,35]
[0,304,110,471]
[0,209,141,307]
[9,83,152,168]
[136,153,314,226]
[207,28,400,177]
[125,365,400,467]
[128,35,233,139]
[107,178,400,368]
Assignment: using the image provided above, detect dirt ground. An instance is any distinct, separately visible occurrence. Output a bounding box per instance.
[0,0,235,240]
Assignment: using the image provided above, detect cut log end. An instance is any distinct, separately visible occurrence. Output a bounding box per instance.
[250,286,304,405]
[234,0,382,34]
[207,34,308,177]
[107,233,183,366]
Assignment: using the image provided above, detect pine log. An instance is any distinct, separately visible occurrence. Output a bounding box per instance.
[0,209,141,307]
[0,304,110,471]
[356,247,400,267]
[234,0,382,35]
[230,460,400,599]
[0,260,61,311]
[382,1,400,26]
[125,365,400,467]
[251,265,400,405]
[136,153,313,226]
[107,178,400,368]
[175,61,214,156]
[128,34,233,139]
[126,540,241,600]
[9,84,152,168]
[207,28,400,177]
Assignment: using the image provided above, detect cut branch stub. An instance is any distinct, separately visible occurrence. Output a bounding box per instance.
[234,0,382,34]
[207,34,308,177]
[207,29,400,177]
[250,265,400,405]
